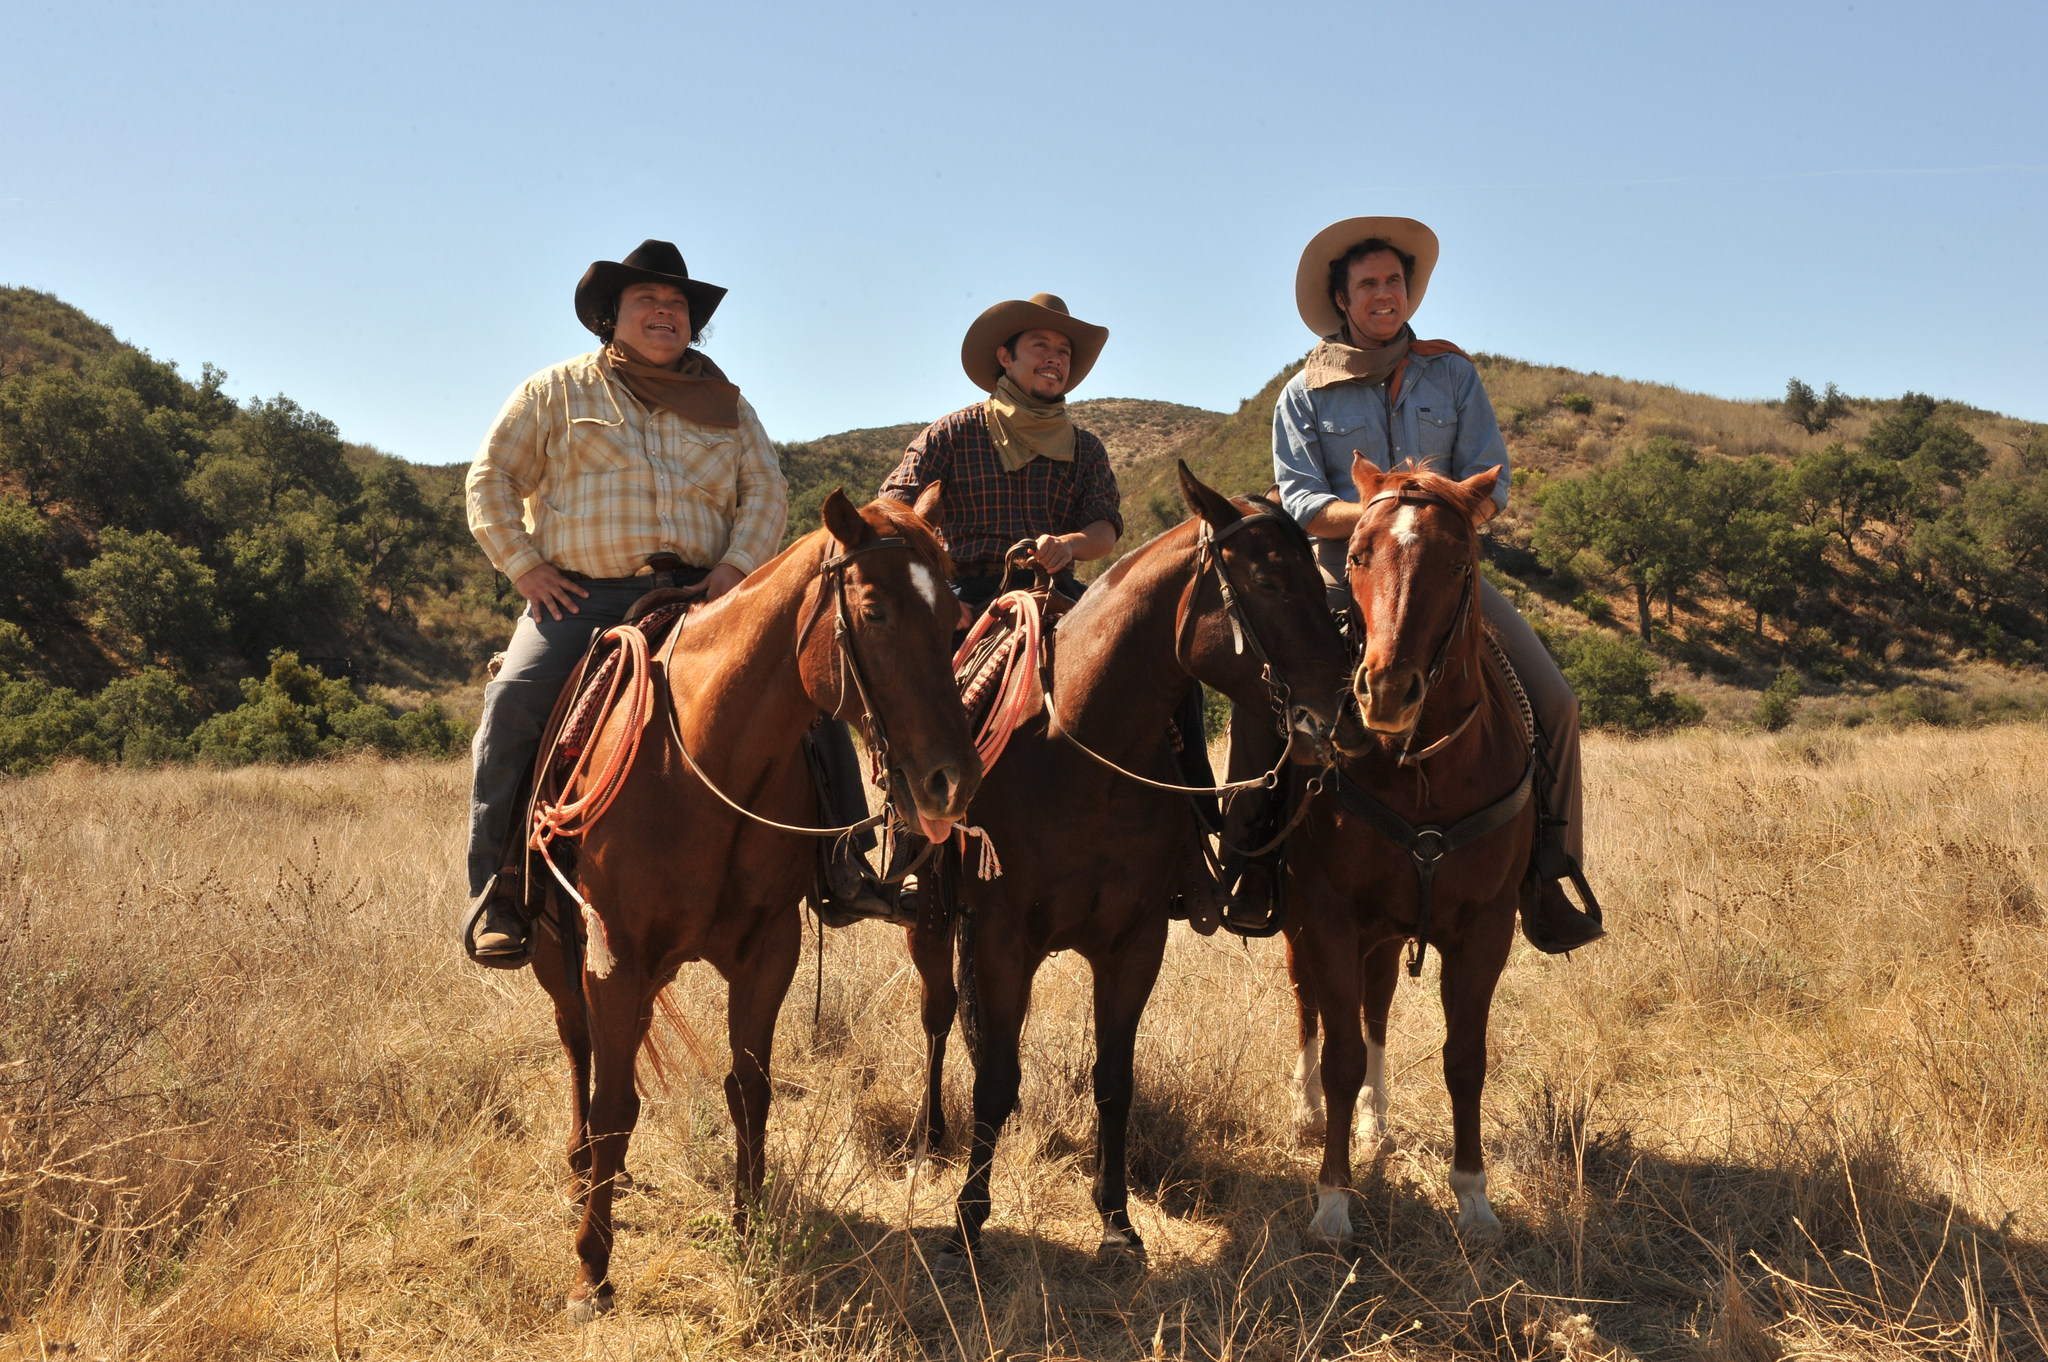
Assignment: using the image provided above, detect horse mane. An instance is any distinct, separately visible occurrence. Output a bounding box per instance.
[1368,465,1495,529]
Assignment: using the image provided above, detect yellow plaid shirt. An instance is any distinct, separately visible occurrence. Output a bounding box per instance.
[465,350,788,583]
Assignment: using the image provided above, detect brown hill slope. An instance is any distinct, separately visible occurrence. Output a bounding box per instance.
[775,398,1223,546]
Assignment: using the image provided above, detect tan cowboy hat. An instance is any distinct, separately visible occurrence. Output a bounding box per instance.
[1295,217,1440,337]
[959,293,1109,394]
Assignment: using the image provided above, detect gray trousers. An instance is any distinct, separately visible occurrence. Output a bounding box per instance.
[1232,542,1584,871]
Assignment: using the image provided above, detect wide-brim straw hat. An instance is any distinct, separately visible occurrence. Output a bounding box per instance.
[575,239,727,337]
[1295,217,1439,337]
[959,293,1109,394]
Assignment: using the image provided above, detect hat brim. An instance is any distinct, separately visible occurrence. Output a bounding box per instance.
[575,261,728,338]
[1295,217,1439,337]
[960,299,1109,395]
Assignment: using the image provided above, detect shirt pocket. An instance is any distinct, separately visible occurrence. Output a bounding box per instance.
[668,429,739,517]
[539,417,633,519]
[1412,386,1460,458]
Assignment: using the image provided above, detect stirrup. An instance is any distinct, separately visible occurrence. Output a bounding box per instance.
[462,875,535,970]
[1218,856,1289,939]
[1519,855,1604,955]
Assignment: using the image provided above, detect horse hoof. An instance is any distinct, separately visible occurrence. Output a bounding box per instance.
[1450,1169,1501,1242]
[1096,1228,1148,1268]
[565,1286,615,1324]
[1457,1211,1503,1244]
[930,1248,974,1279]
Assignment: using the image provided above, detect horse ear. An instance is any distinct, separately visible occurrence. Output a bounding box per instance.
[1351,453,1385,504]
[1458,466,1503,526]
[1176,459,1242,529]
[911,479,944,524]
[821,488,872,551]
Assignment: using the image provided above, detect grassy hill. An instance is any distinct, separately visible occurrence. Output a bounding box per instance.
[6,281,2046,764]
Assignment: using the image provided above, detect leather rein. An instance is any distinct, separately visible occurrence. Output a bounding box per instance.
[1035,510,1314,798]
[1335,485,1536,977]
[659,535,928,839]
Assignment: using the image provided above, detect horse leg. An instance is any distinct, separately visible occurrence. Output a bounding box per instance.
[906,907,957,1159]
[566,970,653,1323]
[531,932,596,1192]
[1437,927,1513,1242]
[724,910,802,1233]
[1307,922,1367,1242]
[950,941,1038,1261]
[1285,928,1325,1138]
[1358,938,1404,1156]
[1086,922,1168,1257]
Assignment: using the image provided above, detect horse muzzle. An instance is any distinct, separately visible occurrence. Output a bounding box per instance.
[1355,661,1426,736]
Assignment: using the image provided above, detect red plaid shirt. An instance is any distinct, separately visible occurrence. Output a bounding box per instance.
[877,402,1123,575]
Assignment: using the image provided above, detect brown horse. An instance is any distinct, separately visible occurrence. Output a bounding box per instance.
[530,489,980,1321]
[1284,461,1536,1242]
[910,464,1367,1262]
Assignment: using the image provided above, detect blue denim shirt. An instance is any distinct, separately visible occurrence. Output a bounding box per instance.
[1272,349,1510,530]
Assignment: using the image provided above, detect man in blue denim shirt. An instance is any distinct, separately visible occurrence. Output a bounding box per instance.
[1234,216,1601,953]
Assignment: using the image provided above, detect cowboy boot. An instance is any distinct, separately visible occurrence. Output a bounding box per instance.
[1519,820,1604,954]
[464,870,534,969]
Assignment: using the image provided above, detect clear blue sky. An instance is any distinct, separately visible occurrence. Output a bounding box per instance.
[5,1,2043,464]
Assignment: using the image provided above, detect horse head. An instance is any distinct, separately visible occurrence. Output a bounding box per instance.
[1174,461,1368,762]
[804,487,981,835]
[1343,458,1501,735]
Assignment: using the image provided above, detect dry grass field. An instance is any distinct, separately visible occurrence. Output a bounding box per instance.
[5,726,2048,1360]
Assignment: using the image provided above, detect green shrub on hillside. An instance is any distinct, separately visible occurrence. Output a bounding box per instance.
[194,653,467,766]
[1756,668,1802,731]
[1535,622,1703,734]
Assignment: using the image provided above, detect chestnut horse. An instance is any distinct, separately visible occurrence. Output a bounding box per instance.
[910,464,1366,1262]
[1284,462,1536,1242]
[530,490,979,1321]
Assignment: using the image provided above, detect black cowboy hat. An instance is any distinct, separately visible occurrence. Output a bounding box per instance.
[574,239,728,337]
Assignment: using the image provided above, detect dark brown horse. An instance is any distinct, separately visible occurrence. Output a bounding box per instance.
[1284,461,1535,1242]
[531,490,980,1321]
[910,464,1366,1262]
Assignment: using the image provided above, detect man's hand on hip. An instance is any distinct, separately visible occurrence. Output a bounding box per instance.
[515,563,591,620]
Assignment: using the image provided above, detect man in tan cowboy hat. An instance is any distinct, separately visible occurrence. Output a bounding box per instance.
[1240,217,1602,953]
[877,293,1121,611]
[459,239,793,965]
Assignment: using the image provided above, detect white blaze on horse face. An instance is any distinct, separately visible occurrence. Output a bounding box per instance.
[1390,504,1423,549]
[908,561,942,615]
[1449,1168,1502,1240]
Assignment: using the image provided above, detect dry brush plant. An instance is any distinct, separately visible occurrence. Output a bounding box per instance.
[3,726,2046,1359]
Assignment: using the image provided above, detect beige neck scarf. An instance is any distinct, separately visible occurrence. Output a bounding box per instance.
[1301,324,1413,391]
[604,343,742,428]
[983,374,1075,472]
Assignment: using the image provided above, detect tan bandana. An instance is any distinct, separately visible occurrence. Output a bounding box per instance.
[983,374,1075,472]
[1301,324,1413,391]
[604,343,741,428]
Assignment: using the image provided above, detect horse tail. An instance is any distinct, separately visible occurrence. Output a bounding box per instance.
[638,984,715,1096]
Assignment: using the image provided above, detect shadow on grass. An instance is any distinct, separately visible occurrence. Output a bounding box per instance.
[658,1110,2048,1361]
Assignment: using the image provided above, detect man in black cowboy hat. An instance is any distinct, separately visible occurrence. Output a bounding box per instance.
[460,240,793,965]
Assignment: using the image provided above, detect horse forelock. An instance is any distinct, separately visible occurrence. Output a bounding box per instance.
[861,496,957,583]
[1354,469,1487,553]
